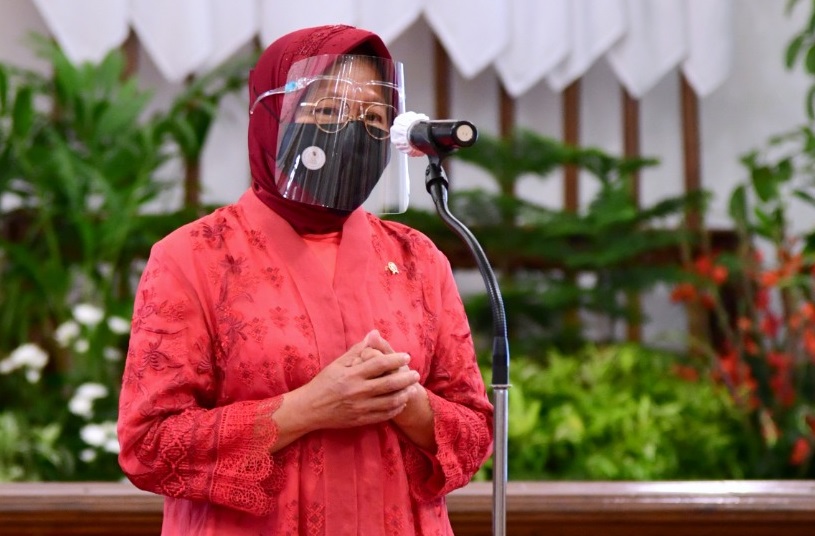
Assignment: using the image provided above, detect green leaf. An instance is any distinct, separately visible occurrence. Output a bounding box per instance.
[11,87,34,137]
[728,184,748,223]
[0,65,8,112]
[161,117,199,158]
[785,0,804,16]
[94,87,151,144]
[794,191,815,211]
[786,34,806,68]
[806,45,815,75]
[807,85,815,120]
[750,165,779,203]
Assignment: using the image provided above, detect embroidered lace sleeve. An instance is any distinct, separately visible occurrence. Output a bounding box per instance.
[117,243,284,516]
[401,252,494,502]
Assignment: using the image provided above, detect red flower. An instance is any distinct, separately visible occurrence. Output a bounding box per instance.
[755,288,770,310]
[801,303,815,323]
[672,364,699,382]
[804,330,815,357]
[767,351,791,370]
[760,313,780,338]
[790,312,804,332]
[670,283,697,303]
[744,338,760,356]
[737,317,752,332]
[806,415,815,434]
[780,252,803,278]
[760,270,780,288]
[699,293,716,310]
[694,256,714,277]
[711,265,729,285]
[769,372,796,408]
[790,438,811,466]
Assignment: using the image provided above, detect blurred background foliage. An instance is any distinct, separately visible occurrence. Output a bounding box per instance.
[2,0,815,482]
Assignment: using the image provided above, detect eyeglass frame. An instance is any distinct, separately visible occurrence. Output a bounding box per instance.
[297,97,396,140]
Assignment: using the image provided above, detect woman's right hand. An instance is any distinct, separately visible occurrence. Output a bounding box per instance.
[282,331,420,434]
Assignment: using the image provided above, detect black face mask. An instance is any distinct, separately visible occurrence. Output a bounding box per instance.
[276,122,391,212]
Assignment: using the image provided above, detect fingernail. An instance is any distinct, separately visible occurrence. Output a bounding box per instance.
[403,353,411,362]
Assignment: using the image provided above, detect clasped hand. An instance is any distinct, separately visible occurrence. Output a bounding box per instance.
[299,330,421,431]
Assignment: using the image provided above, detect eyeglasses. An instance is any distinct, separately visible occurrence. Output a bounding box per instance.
[298,97,396,140]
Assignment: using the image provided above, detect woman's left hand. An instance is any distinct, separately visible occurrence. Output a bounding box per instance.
[358,331,436,450]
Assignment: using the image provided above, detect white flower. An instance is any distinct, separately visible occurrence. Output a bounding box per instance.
[103,438,120,454]
[107,316,131,335]
[73,339,90,353]
[68,397,93,419]
[68,383,109,419]
[80,448,97,463]
[72,303,104,327]
[0,357,18,374]
[103,347,122,362]
[25,369,41,383]
[9,343,48,370]
[76,383,108,400]
[80,424,107,447]
[80,421,119,454]
[1,192,23,213]
[54,320,81,347]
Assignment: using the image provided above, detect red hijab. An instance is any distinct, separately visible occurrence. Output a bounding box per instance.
[248,25,392,234]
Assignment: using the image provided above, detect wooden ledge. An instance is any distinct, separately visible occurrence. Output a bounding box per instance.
[2,480,814,536]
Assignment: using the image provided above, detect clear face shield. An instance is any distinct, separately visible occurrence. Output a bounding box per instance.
[250,54,409,214]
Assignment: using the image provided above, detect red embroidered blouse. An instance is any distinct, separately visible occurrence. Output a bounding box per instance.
[117,189,494,535]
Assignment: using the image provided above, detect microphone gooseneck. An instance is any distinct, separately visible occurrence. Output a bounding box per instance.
[391,112,510,536]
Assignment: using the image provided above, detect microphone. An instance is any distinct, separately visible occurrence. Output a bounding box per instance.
[391,112,478,157]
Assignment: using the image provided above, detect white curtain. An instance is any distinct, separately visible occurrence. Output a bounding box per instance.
[198,0,258,71]
[423,0,508,79]
[547,0,627,92]
[31,0,129,64]
[130,0,212,82]
[357,0,424,44]
[258,0,357,48]
[682,0,733,97]
[24,0,735,97]
[495,0,570,97]
[606,0,687,98]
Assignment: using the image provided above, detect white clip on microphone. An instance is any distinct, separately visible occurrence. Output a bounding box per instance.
[391,111,478,157]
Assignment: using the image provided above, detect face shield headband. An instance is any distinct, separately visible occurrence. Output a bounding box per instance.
[250,54,409,214]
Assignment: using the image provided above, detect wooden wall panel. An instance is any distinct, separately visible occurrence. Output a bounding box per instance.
[3,481,814,536]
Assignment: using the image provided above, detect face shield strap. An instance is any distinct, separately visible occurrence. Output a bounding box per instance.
[250,77,323,116]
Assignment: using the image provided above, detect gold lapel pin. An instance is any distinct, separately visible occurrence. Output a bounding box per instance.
[387,262,399,275]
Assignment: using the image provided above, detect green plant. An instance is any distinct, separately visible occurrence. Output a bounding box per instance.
[393,130,704,355]
[669,0,815,477]
[476,344,752,481]
[0,37,248,481]
[785,0,815,119]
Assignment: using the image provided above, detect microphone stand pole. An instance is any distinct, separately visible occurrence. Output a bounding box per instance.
[423,155,510,536]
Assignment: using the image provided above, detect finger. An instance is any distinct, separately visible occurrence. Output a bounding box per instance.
[359,346,383,362]
[358,352,410,379]
[338,338,373,366]
[364,329,395,354]
[351,405,408,426]
[366,368,419,397]
[362,387,413,414]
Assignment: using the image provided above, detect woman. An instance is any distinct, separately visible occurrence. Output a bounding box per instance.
[117,24,493,535]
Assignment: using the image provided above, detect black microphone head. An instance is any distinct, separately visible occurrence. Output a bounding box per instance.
[391,112,478,157]
[450,120,477,147]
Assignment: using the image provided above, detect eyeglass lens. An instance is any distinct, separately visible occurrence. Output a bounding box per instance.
[309,97,395,139]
